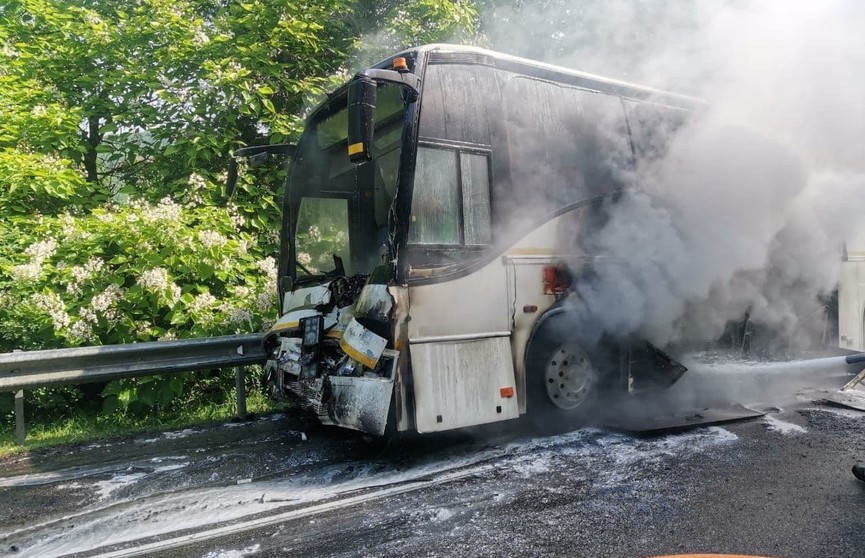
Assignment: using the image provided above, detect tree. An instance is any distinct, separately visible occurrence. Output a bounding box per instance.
[0,0,481,416]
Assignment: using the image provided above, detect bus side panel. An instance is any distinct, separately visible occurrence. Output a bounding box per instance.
[407,256,516,431]
[411,337,519,432]
[839,257,865,351]
[503,207,593,413]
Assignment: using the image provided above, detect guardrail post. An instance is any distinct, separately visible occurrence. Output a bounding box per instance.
[15,390,25,445]
[235,366,247,419]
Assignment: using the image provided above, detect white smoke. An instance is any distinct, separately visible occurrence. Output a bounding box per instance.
[485,0,865,347]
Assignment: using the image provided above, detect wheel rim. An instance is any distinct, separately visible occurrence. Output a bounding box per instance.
[544,345,596,410]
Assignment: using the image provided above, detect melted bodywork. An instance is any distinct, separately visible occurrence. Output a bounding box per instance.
[264,268,399,436]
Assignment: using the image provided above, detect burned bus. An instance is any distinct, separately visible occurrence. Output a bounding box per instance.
[244,45,702,436]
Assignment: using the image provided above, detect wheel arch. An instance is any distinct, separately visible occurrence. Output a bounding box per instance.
[523,301,574,374]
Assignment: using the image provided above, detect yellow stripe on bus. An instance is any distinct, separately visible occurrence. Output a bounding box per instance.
[267,321,299,335]
[339,338,378,368]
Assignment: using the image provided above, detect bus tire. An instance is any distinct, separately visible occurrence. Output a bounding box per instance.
[524,316,612,429]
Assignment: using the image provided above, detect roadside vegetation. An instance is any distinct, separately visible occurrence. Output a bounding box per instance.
[0,370,278,458]
[0,0,481,451]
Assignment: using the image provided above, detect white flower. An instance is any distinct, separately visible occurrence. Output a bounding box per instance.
[192,30,210,46]
[33,293,70,331]
[12,262,41,281]
[142,197,182,223]
[25,239,57,261]
[69,320,95,344]
[139,268,169,291]
[92,284,123,313]
[79,306,98,324]
[159,331,177,341]
[197,230,227,249]
[84,12,103,26]
[228,204,246,229]
[256,256,278,277]
[1,42,19,58]
[308,225,321,243]
[70,257,104,283]
[234,285,251,299]
[187,173,207,190]
[189,293,217,314]
[226,306,253,325]
[167,283,182,304]
[297,252,312,266]
[96,211,116,223]
[255,292,272,311]
[103,309,120,325]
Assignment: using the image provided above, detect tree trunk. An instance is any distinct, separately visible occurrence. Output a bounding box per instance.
[83,115,101,183]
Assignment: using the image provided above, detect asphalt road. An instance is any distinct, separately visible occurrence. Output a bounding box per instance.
[1,379,864,558]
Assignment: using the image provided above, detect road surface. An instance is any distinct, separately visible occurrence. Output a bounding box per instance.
[1,361,864,558]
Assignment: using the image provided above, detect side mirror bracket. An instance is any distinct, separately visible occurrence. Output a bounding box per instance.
[225,143,296,200]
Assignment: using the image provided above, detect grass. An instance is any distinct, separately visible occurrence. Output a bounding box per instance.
[0,388,283,458]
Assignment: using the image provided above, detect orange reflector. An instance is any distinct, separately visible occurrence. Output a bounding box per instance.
[348,142,364,156]
[500,387,514,398]
[393,57,408,71]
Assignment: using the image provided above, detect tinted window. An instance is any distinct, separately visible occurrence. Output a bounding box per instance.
[460,152,492,245]
[295,197,351,275]
[419,64,495,145]
[408,146,493,248]
[408,147,461,245]
[504,77,631,210]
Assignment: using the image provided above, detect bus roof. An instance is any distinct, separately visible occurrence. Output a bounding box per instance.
[388,44,704,110]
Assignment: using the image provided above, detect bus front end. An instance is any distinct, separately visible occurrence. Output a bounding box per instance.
[262,55,420,436]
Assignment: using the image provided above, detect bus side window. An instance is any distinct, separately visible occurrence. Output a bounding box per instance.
[408,147,461,245]
[460,152,492,245]
[408,146,492,248]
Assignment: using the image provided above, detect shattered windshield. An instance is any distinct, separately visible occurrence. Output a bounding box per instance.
[290,85,405,278]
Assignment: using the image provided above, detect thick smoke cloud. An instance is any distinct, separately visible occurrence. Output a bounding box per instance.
[485,0,865,348]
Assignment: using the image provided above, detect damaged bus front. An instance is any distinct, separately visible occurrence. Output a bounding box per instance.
[261,57,420,436]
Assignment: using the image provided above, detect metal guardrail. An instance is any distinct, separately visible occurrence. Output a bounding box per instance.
[0,334,268,445]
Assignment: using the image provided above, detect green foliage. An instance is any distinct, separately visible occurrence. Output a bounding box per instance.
[0,376,280,457]
[0,191,277,350]
[352,0,481,65]
[0,0,481,425]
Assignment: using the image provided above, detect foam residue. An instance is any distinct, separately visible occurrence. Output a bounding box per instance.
[6,426,739,558]
[763,415,807,435]
[94,471,148,498]
[200,543,261,558]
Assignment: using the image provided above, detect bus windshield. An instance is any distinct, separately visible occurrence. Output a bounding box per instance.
[289,85,405,278]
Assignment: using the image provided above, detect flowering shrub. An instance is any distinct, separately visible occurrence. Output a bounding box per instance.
[0,189,279,415]
[0,196,277,350]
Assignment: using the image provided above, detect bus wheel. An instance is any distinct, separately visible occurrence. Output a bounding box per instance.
[526,319,605,427]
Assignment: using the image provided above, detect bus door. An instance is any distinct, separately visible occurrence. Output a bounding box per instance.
[403,145,520,433]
